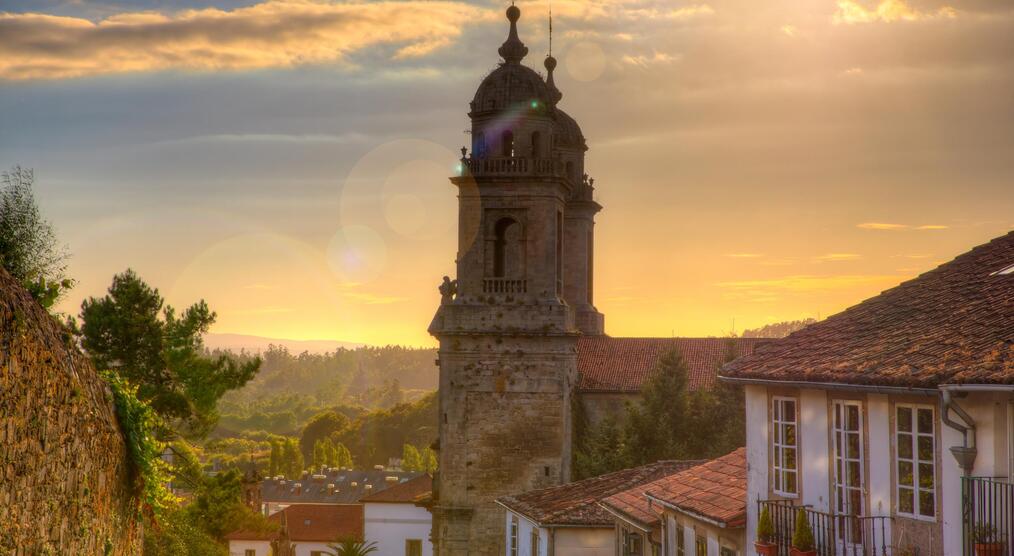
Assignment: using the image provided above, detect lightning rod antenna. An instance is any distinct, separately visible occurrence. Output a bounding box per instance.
[548,1,553,56]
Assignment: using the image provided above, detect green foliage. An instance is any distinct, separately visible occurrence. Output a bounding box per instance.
[791,508,815,551]
[573,345,746,478]
[335,391,438,468]
[328,538,378,556]
[401,444,422,472]
[219,345,437,409]
[0,166,72,309]
[102,371,176,522]
[186,469,273,539]
[281,438,304,478]
[142,507,225,556]
[80,269,261,437]
[269,441,282,477]
[756,506,775,543]
[421,446,438,474]
[300,410,351,462]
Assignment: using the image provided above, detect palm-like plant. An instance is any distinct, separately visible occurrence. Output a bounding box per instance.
[328,537,378,556]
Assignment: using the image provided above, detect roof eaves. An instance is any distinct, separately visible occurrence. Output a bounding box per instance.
[597,501,655,532]
[718,375,939,395]
[643,493,741,530]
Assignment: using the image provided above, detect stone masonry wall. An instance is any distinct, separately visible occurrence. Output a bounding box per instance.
[0,268,140,554]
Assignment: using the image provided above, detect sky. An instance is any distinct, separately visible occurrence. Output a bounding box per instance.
[0,0,1011,347]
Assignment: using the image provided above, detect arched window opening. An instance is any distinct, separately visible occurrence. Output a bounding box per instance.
[530,131,541,158]
[502,130,514,157]
[493,217,522,278]
[474,133,488,158]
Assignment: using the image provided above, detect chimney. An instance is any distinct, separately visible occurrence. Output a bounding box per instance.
[295,483,302,495]
[386,476,399,484]
[350,481,358,488]
[364,484,373,492]
[327,484,335,495]
[373,464,384,471]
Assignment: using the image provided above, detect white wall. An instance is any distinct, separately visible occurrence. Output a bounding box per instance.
[293,542,335,556]
[504,511,548,556]
[799,389,829,512]
[364,502,433,556]
[554,528,613,556]
[228,540,270,556]
[744,384,768,547]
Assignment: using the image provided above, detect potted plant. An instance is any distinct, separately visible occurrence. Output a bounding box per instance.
[790,508,816,556]
[973,524,1005,556]
[754,505,778,556]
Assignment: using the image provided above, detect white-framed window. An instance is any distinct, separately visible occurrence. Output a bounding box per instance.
[695,534,707,556]
[531,530,540,556]
[772,396,799,496]
[406,539,422,556]
[896,404,936,519]
[510,515,519,556]
[245,550,256,556]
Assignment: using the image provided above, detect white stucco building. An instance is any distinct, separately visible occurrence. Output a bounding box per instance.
[721,232,1013,556]
[360,474,433,556]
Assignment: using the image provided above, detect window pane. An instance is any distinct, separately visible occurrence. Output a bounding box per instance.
[899,487,914,514]
[847,406,859,430]
[898,433,913,459]
[918,436,933,461]
[785,400,796,422]
[917,408,933,434]
[785,424,797,445]
[785,471,797,494]
[848,461,861,485]
[785,448,797,471]
[898,461,914,486]
[773,401,781,420]
[919,463,935,489]
[919,489,935,517]
[847,433,860,459]
[774,466,782,490]
[897,407,912,432]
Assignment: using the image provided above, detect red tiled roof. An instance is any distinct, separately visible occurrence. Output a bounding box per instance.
[642,448,747,528]
[359,474,432,504]
[496,460,703,527]
[722,232,1014,388]
[225,504,363,542]
[577,337,767,393]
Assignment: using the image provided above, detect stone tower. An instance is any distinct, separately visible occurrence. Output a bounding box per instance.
[429,5,603,554]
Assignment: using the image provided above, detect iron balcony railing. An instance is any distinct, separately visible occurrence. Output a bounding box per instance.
[962,476,1014,556]
[758,500,901,556]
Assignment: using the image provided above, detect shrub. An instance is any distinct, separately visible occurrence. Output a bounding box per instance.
[791,508,815,551]
[757,505,775,543]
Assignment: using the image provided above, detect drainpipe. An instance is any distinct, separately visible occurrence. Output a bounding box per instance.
[940,389,977,475]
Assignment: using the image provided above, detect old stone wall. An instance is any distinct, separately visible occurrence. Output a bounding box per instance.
[0,269,141,554]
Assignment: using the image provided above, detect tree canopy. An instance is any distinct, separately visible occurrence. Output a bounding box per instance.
[80,269,261,437]
[0,166,72,308]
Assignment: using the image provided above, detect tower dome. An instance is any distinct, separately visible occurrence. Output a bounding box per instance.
[470,5,553,115]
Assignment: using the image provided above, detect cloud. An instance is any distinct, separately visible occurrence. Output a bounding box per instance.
[916,224,949,230]
[857,222,909,230]
[833,0,957,25]
[622,51,677,68]
[780,25,799,37]
[0,0,490,80]
[815,253,862,261]
[725,253,764,259]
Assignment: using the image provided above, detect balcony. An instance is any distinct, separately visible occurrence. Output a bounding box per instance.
[482,278,527,294]
[462,156,563,178]
[758,500,901,556]
[962,476,1014,556]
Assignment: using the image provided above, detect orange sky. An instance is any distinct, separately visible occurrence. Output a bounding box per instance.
[1,0,1011,346]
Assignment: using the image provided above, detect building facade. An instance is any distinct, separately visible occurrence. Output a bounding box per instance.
[428,4,603,554]
[361,475,434,556]
[721,232,1013,556]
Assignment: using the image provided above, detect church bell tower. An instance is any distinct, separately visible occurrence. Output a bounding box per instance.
[429,4,604,555]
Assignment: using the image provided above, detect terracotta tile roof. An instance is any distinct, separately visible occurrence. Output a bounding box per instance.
[722,232,1014,388]
[577,337,767,393]
[359,474,432,503]
[496,460,703,527]
[225,503,363,542]
[642,448,747,528]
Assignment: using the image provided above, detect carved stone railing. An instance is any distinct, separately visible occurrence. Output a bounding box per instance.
[464,157,562,178]
[482,278,527,294]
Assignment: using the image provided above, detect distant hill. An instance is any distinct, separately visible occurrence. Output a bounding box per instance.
[205,333,364,354]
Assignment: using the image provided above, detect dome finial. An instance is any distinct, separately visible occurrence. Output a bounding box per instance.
[498,3,528,64]
[545,55,562,104]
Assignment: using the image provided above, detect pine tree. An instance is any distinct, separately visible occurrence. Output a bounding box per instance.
[421,446,438,474]
[313,439,326,467]
[621,347,691,466]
